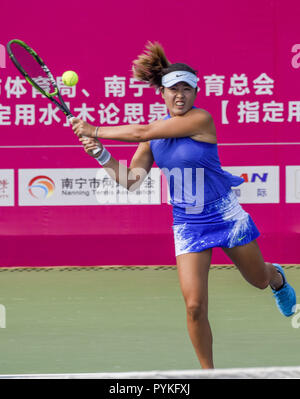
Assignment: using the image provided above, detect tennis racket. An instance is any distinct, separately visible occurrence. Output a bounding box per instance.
[6,39,101,156]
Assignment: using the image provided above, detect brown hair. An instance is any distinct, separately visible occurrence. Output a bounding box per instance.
[132,41,197,88]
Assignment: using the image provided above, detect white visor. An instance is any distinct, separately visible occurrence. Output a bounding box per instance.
[161,71,198,88]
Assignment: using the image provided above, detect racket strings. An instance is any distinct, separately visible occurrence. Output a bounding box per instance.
[10,42,56,95]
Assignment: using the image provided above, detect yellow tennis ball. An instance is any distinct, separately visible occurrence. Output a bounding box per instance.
[62,71,79,86]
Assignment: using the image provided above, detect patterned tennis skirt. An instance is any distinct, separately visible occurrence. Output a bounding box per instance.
[172,190,260,257]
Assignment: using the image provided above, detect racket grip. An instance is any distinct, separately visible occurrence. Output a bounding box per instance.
[68,115,101,156]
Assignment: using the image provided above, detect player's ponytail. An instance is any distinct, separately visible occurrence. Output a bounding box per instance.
[132,41,171,88]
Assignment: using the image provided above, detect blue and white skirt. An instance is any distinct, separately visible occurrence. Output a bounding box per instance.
[172,190,260,257]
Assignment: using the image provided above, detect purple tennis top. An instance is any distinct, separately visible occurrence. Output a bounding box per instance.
[150,114,244,211]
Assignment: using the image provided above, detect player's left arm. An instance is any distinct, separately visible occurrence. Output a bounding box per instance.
[71,109,213,142]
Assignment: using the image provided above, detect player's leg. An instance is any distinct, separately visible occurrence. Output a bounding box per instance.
[176,249,214,369]
[221,239,282,289]
[221,239,296,316]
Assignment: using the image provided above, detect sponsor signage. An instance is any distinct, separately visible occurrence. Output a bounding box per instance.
[18,168,161,206]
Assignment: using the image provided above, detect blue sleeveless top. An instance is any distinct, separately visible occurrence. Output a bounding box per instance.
[150,114,244,210]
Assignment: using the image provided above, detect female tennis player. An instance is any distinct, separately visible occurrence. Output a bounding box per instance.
[71,42,296,369]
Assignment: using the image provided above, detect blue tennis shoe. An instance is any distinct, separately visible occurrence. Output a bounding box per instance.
[272,264,296,317]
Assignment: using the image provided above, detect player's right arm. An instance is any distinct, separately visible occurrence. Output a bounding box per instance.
[79,137,154,191]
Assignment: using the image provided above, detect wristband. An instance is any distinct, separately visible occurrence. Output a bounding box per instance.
[96,147,111,166]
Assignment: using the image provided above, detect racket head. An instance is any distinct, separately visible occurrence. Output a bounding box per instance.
[7,39,72,117]
[7,40,99,155]
[7,39,59,98]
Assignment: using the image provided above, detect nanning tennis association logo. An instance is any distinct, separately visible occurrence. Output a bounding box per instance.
[28,175,55,199]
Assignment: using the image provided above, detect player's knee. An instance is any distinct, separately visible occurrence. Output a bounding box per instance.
[186,302,208,321]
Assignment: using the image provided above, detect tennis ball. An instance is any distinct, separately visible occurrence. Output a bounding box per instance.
[62,71,79,86]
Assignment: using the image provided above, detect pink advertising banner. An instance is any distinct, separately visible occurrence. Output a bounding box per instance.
[0,0,299,266]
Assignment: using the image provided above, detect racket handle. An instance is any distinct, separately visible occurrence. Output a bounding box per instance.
[68,115,101,157]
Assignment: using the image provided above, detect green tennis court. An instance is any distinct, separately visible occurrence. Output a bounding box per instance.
[0,266,299,375]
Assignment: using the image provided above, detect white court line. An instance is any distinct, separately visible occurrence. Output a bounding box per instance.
[0,142,300,149]
[0,366,300,379]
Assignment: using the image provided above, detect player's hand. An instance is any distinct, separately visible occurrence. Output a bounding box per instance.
[79,137,103,158]
[71,118,97,138]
